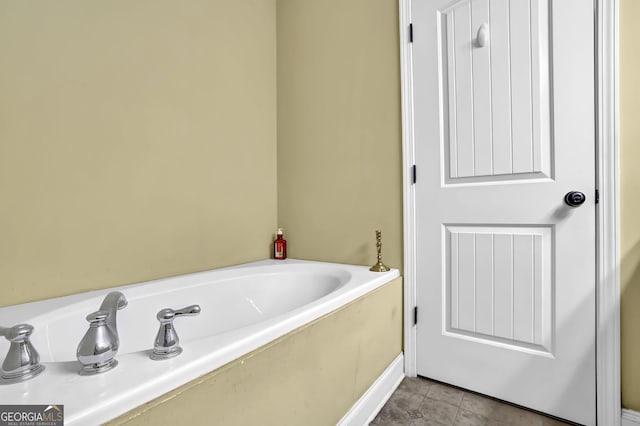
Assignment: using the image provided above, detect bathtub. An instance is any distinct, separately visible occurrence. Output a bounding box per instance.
[0,259,399,425]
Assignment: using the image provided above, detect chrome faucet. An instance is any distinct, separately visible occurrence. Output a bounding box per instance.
[150,305,201,360]
[0,324,45,384]
[76,291,128,375]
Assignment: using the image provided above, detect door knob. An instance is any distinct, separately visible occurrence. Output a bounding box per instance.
[564,191,586,207]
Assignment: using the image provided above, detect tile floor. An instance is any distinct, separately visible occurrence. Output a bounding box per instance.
[370,377,573,426]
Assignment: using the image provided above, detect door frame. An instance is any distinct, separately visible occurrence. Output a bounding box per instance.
[398,0,620,424]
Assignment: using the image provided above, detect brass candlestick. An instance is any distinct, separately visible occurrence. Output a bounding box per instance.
[369,230,390,272]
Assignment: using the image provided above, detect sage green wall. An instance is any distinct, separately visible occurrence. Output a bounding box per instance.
[620,0,640,411]
[0,1,277,307]
[276,0,403,271]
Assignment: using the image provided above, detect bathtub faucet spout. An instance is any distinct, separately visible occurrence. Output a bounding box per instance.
[99,291,128,345]
[76,291,128,375]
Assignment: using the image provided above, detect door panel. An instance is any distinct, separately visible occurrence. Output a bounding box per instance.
[413,0,596,424]
[441,0,551,182]
[444,225,552,353]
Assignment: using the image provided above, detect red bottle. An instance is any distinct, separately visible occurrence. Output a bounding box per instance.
[274,228,287,260]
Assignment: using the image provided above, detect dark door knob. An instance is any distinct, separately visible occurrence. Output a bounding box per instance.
[564,191,586,207]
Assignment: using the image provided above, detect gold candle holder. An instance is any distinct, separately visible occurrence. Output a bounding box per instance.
[369,229,390,272]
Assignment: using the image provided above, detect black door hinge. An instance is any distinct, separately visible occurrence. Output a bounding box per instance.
[412,164,417,184]
[595,189,600,204]
[413,306,418,325]
[409,23,413,43]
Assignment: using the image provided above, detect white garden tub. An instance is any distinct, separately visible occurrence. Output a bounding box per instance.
[0,259,398,425]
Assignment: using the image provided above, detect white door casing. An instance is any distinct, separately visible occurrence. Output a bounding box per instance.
[411,0,596,424]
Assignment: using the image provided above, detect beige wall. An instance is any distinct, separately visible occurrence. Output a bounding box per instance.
[276,0,403,271]
[0,1,277,307]
[620,0,640,411]
[108,277,403,425]
[0,0,403,304]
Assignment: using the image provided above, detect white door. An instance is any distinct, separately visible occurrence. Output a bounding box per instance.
[412,0,596,424]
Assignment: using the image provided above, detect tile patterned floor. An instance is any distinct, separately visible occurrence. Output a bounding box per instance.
[370,377,573,426]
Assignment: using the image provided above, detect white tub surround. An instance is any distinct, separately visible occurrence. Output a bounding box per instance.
[0,259,398,425]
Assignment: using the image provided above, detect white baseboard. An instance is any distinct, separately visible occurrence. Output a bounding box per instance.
[622,409,640,426]
[338,353,405,426]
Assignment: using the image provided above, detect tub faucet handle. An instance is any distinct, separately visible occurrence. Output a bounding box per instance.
[150,305,201,360]
[0,323,45,384]
[157,305,201,323]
